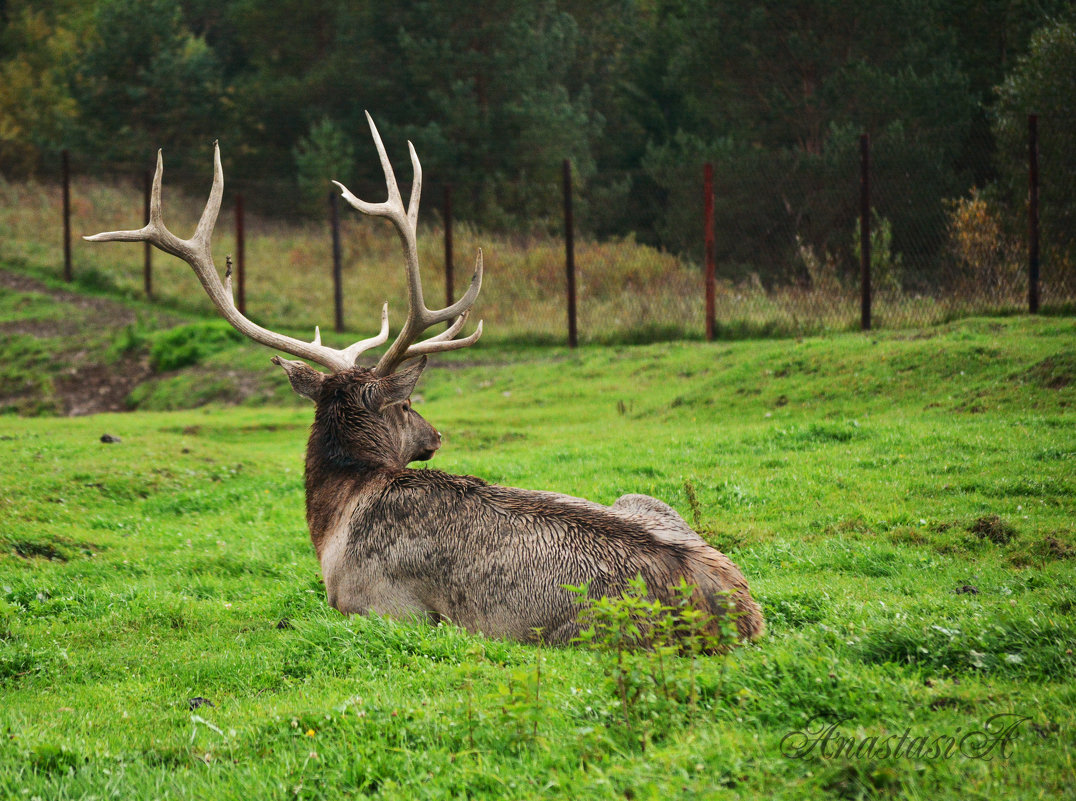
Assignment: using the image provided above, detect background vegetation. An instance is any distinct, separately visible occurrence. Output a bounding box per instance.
[0,152,1067,354]
[2,1,1074,289]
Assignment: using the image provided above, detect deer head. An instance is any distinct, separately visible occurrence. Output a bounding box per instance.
[273,355,441,469]
[85,113,483,461]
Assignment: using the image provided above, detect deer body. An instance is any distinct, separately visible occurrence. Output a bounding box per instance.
[316,475,764,643]
[87,113,764,645]
[283,358,764,643]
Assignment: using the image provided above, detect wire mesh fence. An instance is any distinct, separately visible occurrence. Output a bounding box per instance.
[10,113,1072,346]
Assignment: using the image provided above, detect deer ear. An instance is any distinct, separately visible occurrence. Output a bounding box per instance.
[377,355,428,408]
[272,356,326,402]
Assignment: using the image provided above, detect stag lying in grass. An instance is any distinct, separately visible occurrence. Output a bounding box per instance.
[87,113,764,645]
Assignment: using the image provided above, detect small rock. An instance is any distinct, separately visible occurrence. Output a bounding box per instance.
[276,618,292,630]
[954,584,979,595]
[188,697,215,711]
[100,434,122,443]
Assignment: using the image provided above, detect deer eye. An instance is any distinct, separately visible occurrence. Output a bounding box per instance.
[402,400,411,411]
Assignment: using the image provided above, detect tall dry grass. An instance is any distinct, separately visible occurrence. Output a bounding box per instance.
[1,176,704,343]
[0,176,1041,344]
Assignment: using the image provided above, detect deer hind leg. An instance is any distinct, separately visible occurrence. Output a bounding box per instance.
[613,495,765,642]
[610,494,709,547]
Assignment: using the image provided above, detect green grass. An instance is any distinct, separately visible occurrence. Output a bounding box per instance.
[0,305,1073,798]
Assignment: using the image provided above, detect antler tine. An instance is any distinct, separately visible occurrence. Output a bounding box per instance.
[407,319,484,357]
[148,151,165,227]
[423,310,471,345]
[366,109,403,208]
[406,140,422,231]
[340,303,390,362]
[85,144,389,372]
[371,248,483,374]
[334,113,483,377]
[85,150,184,257]
[192,141,224,246]
[434,249,483,325]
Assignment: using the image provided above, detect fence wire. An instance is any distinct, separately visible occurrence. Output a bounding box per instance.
[17,113,1073,346]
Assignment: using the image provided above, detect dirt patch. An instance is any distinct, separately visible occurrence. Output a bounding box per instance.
[0,269,170,415]
[968,514,1017,545]
[1008,533,1075,567]
[0,318,92,338]
[54,354,156,415]
[1,268,287,416]
[1043,535,1074,559]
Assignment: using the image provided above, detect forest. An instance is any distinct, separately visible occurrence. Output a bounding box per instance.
[2,0,1073,287]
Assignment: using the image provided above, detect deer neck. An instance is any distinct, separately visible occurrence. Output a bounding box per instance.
[302,445,396,557]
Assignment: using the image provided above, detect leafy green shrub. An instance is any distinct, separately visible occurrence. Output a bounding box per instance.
[105,315,151,363]
[852,212,905,294]
[147,321,244,372]
[566,576,741,746]
[495,642,545,750]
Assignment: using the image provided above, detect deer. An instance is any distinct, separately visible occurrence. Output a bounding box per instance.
[86,113,764,646]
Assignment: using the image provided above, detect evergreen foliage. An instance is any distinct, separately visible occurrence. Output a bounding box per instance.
[1,0,1071,271]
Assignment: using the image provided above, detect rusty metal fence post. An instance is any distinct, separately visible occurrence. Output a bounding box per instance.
[704,162,716,341]
[1028,114,1040,314]
[235,193,247,316]
[62,150,72,282]
[329,190,344,333]
[143,169,153,299]
[444,184,454,309]
[859,133,872,331]
[563,158,578,348]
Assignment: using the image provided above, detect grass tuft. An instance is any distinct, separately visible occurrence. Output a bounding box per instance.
[968,515,1017,545]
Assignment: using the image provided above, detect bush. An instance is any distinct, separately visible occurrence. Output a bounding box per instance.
[945,188,1023,296]
[148,321,244,372]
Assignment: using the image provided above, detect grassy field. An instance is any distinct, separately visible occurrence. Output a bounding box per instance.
[0,258,1073,800]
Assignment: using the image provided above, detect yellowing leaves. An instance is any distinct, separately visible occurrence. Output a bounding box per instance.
[946,189,1023,293]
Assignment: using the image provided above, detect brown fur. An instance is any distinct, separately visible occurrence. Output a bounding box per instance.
[277,356,764,644]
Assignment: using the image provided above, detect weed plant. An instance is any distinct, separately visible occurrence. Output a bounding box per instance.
[567,577,741,749]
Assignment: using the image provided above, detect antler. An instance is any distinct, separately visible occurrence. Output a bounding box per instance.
[334,111,483,376]
[84,143,390,373]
